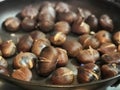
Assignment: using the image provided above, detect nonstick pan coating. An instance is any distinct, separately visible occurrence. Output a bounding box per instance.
[0,0,120,90]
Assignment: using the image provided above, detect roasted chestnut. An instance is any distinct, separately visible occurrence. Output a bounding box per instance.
[99,14,114,31]
[56,48,68,67]
[113,31,120,45]
[4,17,21,32]
[101,52,120,64]
[101,64,118,79]
[1,40,16,57]
[36,46,58,77]
[21,17,36,31]
[51,67,74,85]
[79,34,100,49]
[0,56,8,68]
[86,14,98,31]
[17,35,33,52]
[20,5,38,19]
[0,65,9,76]
[54,21,70,34]
[62,38,83,57]
[72,17,90,34]
[49,32,66,46]
[12,67,32,81]
[77,47,100,64]
[13,52,37,69]
[98,43,117,54]
[31,38,50,56]
[95,30,111,44]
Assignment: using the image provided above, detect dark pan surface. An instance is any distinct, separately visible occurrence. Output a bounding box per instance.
[0,0,120,90]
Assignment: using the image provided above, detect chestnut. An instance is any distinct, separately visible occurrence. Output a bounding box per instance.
[21,17,36,31]
[62,38,83,57]
[77,47,100,64]
[99,14,114,31]
[101,52,120,64]
[101,64,118,79]
[30,30,46,40]
[72,17,90,34]
[86,15,98,31]
[0,56,8,68]
[20,5,38,19]
[0,65,9,76]
[95,30,111,44]
[31,38,50,56]
[36,46,58,77]
[4,17,21,32]
[49,32,66,46]
[12,67,32,81]
[113,31,120,45]
[79,34,100,49]
[118,45,120,52]
[51,67,74,85]
[13,52,37,69]
[54,21,70,34]
[77,66,99,83]
[1,40,16,57]
[98,43,117,54]
[56,48,68,67]
[17,35,33,52]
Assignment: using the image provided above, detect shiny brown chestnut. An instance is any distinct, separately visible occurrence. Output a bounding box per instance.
[101,64,118,79]
[62,38,83,57]
[1,40,16,57]
[54,21,70,34]
[95,30,111,44]
[79,34,100,49]
[31,38,50,56]
[21,17,36,31]
[12,67,32,81]
[72,17,90,35]
[4,17,21,32]
[0,65,9,76]
[37,46,58,77]
[99,14,114,31]
[49,32,66,46]
[98,43,117,54]
[20,5,38,19]
[17,35,33,52]
[51,67,74,85]
[13,52,37,69]
[101,52,120,64]
[77,47,100,64]
[0,56,8,68]
[56,48,68,67]
[113,31,120,45]
[30,30,46,41]
[86,14,98,31]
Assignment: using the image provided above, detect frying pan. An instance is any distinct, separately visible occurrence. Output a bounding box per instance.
[0,0,120,90]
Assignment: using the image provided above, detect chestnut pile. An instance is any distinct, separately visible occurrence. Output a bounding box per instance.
[0,1,120,85]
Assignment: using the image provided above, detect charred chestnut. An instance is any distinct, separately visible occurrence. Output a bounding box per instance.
[62,38,82,57]
[13,52,37,69]
[4,17,21,32]
[1,40,16,57]
[77,47,100,64]
[37,46,58,77]
[79,34,100,49]
[51,67,74,85]
[0,65,9,76]
[99,14,114,31]
[56,48,68,67]
[0,56,8,68]
[101,64,118,79]
[17,35,33,52]
[113,31,120,45]
[12,67,32,81]
[95,30,111,44]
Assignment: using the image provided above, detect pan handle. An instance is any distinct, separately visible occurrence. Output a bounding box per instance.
[111,77,120,87]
